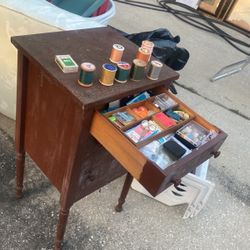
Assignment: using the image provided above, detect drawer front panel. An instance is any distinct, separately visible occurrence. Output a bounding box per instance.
[90,112,147,180]
[157,133,227,195]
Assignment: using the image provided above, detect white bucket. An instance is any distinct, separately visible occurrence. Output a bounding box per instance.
[90,0,116,25]
[0,0,116,119]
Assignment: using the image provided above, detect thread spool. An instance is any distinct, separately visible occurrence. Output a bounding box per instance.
[99,63,117,86]
[147,60,163,80]
[136,47,151,63]
[115,62,131,83]
[130,59,147,82]
[109,44,124,63]
[78,62,96,87]
[141,40,154,61]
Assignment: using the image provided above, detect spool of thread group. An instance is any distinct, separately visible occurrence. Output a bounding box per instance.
[78,62,96,87]
[130,59,147,81]
[109,44,124,63]
[141,40,154,61]
[147,60,163,80]
[99,63,117,86]
[136,47,151,63]
[115,62,131,83]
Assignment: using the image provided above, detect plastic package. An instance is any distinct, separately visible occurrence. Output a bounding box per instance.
[125,120,162,143]
[176,121,217,148]
[140,135,191,170]
[126,91,151,105]
[152,93,177,111]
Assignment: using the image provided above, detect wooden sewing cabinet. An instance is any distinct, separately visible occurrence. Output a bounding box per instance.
[11,27,227,249]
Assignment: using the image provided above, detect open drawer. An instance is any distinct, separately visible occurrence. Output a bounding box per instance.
[90,87,227,197]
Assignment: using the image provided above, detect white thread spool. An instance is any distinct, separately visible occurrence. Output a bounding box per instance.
[147,60,163,80]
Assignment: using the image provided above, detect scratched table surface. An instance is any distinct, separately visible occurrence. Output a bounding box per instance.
[11,27,179,109]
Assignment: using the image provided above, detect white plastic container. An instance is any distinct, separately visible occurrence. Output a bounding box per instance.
[91,0,116,25]
[0,0,116,119]
[132,171,215,219]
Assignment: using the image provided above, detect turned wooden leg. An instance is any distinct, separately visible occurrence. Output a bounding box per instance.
[16,152,25,198]
[15,52,29,199]
[54,208,70,250]
[115,173,133,212]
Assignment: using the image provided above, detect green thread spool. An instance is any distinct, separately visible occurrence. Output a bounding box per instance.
[130,59,147,82]
[78,62,96,87]
[115,62,131,83]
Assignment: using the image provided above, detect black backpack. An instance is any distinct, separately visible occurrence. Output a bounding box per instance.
[124,28,189,71]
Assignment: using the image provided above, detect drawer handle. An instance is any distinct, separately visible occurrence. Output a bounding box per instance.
[171,178,181,188]
[84,170,95,182]
[87,174,95,182]
[213,151,221,158]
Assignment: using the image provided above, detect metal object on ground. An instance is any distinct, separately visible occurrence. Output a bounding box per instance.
[210,56,250,82]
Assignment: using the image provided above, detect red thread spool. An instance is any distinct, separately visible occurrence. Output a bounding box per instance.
[136,47,151,63]
[109,44,124,63]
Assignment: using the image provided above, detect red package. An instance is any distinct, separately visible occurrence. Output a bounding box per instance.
[153,112,176,127]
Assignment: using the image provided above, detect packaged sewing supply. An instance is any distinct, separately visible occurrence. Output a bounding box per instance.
[152,93,177,111]
[175,121,212,149]
[125,120,162,143]
[55,55,78,73]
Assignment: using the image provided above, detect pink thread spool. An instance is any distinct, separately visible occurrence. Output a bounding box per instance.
[141,40,154,61]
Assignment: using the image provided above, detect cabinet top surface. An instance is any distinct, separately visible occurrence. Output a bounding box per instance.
[12,27,179,108]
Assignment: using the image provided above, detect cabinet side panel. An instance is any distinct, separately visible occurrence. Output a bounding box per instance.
[24,62,82,191]
[74,135,126,202]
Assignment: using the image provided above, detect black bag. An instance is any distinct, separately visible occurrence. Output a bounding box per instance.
[124,28,189,71]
